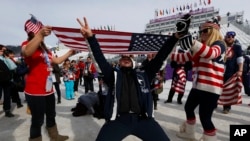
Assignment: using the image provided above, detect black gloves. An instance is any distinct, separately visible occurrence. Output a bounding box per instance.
[179,34,193,50]
[176,14,192,35]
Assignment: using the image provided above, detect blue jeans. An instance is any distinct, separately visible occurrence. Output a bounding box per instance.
[25,94,56,138]
[64,80,74,100]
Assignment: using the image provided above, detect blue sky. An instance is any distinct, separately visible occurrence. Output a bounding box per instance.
[0,0,249,46]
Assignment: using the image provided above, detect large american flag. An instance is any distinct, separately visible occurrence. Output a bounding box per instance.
[218,74,243,106]
[52,26,170,54]
[24,14,43,34]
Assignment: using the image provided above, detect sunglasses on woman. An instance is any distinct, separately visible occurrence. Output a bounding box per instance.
[199,28,212,34]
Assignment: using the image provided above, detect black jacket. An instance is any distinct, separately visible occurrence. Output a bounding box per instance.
[87,34,178,121]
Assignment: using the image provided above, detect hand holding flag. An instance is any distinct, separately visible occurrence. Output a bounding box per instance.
[24,14,44,34]
[24,14,52,37]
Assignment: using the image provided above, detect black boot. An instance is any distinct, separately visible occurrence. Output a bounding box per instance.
[5,111,14,117]
[57,98,61,104]
[17,103,23,108]
[177,94,184,104]
[154,99,157,110]
[164,89,175,103]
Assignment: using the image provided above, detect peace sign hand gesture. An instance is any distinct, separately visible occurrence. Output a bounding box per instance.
[77,17,93,38]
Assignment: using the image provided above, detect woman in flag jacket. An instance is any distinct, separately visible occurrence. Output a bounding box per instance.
[176,17,226,141]
[77,14,191,141]
[164,48,192,104]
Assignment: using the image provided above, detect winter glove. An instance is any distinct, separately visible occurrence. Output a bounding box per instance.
[179,34,193,50]
[176,14,192,35]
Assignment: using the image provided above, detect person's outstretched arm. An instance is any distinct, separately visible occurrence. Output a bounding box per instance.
[77,17,114,84]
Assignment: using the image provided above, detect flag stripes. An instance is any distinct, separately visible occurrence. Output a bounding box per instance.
[25,14,43,34]
[218,74,243,105]
[171,67,187,93]
[52,26,167,54]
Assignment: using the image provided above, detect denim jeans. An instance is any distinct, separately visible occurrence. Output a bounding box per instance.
[25,94,56,138]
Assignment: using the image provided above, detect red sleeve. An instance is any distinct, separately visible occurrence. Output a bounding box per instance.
[91,63,96,73]
[21,40,28,47]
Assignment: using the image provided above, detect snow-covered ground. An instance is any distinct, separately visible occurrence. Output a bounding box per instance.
[0,80,249,141]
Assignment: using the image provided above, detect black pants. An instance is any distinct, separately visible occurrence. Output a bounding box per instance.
[185,89,219,131]
[84,76,94,93]
[0,81,11,112]
[53,82,61,101]
[152,92,158,109]
[10,83,22,105]
[243,74,250,96]
[74,78,79,92]
[26,94,56,138]
[96,114,170,141]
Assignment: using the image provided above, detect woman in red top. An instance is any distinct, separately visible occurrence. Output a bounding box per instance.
[22,18,75,141]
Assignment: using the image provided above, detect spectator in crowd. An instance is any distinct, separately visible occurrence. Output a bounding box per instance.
[70,60,80,95]
[151,72,164,110]
[62,59,75,100]
[83,56,96,93]
[78,58,85,86]
[222,31,243,114]
[0,46,6,105]
[141,53,154,67]
[5,49,24,108]
[141,53,161,109]
[21,16,75,141]
[0,45,16,117]
[52,60,62,104]
[77,14,191,141]
[243,53,250,96]
[176,17,226,140]
[164,48,192,104]
[71,74,107,117]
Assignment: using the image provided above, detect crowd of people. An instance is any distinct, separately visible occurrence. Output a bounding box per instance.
[0,13,250,141]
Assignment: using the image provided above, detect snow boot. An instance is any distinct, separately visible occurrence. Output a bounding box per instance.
[199,134,217,141]
[47,125,69,141]
[177,122,196,141]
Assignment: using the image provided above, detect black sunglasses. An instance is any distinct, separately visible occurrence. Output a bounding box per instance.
[226,35,235,38]
[199,28,211,34]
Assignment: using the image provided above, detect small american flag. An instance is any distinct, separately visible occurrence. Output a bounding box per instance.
[218,74,243,105]
[52,26,170,54]
[24,14,43,34]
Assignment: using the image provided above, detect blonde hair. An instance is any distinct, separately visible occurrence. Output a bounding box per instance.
[201,27,227,62]
[201,27,225,46]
